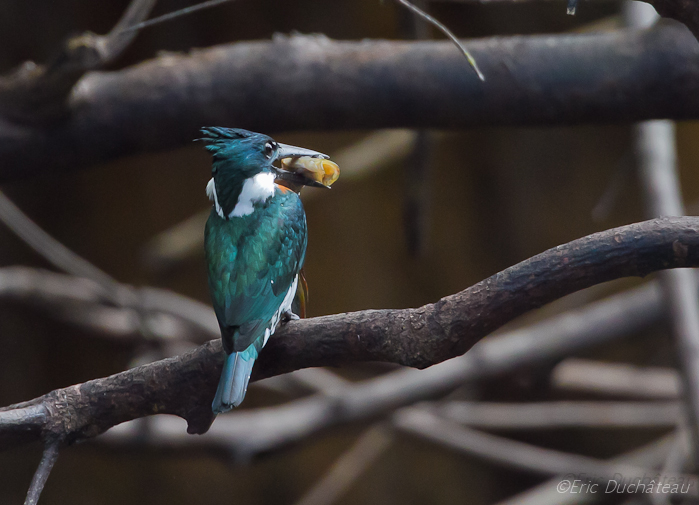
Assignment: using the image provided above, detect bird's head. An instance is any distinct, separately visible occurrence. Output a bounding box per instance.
[200,127,329,218]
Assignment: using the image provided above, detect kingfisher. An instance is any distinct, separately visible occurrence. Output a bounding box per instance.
[201,127,338,414]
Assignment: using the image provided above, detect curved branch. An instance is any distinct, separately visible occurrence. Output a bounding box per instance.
[0,0,156,123]
[646,0,699,39]
[1,25,699,180]
[1,217,698,450]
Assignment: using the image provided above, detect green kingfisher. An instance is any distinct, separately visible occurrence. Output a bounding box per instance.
[201,127,336,414]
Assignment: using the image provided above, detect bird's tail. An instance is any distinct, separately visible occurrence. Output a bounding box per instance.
[212,346,258,414]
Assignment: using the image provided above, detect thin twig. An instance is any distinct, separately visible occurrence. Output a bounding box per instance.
[24,442,59,505]
[293,425,393,505]
[496,431,683,505]
[0,192,119,296]
[118,0,234,34]
[101,0,158,63]
[631,52,699,467]
[392,0,485,80]
[0,267,219,339]
[395,409,698,497]
[649,430,688,505]
[440,401,682,429]
[552,359,681,399]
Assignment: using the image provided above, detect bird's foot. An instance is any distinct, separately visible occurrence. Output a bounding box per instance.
[282,310,300,322]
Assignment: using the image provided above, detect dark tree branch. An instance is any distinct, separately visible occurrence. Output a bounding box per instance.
[646,0,699,39]
[552,359,681,399]
[425,0,699,40]
[23,442,59,505]
[0,192,119,294]
[498,432,682,505]
[1,25,699,181]
[0,0,156,124]
[1,217,699,451]
[0,267,219,339]
[395,411,698,498]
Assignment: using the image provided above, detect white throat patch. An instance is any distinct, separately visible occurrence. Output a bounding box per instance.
[206,172,276,219]
[206,178,224,218]
[231,172,276,217]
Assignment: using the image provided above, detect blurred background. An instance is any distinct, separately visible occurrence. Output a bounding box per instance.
[0,0,697,504]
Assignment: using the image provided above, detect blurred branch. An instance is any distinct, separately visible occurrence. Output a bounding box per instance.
[426,0,615,3]
[0,266,218,341]
[649,433,688,505]
[100,0,159,62]
[394,409,698,498]
[497,432,683,505]
[1,26,699,180]
[2,217,699,452]
[635,120,699,458]
[0,0,156,123]
[118,0,233,34]
[628,0,699,450]
[0,191,119,297]
[440,401,681,429]
[293,425,393,505]
[426,0,699,39]
[644,0,699,39]
[552,358,681,399]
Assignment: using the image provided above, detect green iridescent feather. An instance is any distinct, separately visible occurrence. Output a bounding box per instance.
[204,188,307,354]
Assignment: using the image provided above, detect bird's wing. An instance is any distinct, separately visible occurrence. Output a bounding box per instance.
[206,198,307,352]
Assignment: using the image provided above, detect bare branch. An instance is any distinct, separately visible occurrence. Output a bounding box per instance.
[24,442,59,505]
[394,409,699,498]
[0,0,156,123]
[0,192,118,295]
[101,0,159,64]
[496,432,682,505]
[426,0,699,39]
[0,267,219,340]
[552,359,681,399]
[644,0,699,40]
[118,0,234,35]
[440,401,682,429]
[635,120,699,459]
[2,217,699,451]
[392,0,484,79]
[1,26,699,180]
[293,425,393,505]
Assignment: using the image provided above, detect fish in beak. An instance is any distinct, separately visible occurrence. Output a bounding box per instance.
[273,143,340,189]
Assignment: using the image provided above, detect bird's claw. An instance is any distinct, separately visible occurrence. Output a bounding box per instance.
[282,310,300,322]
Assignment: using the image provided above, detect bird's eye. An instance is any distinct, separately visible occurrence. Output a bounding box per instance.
[264,142,276,159]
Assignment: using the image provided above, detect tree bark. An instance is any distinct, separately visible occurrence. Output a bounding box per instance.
[1,216,699,447]
[0,25,698,181]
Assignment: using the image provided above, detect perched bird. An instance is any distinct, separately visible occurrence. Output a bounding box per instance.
[201,127,333,414]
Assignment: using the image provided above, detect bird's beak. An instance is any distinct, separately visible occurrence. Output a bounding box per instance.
[276,143,329,160]
[274,143,335,189]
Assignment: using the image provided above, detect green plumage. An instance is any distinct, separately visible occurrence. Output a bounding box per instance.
[201,126,324,413]
[205,188,307,354]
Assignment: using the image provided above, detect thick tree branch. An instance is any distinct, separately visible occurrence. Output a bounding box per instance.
[646,0,699,39]
[0,0,156,124]
[1,217,699,450]
[1,25,698,180]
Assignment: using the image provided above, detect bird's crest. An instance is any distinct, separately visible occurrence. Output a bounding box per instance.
[199,127,255,154]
